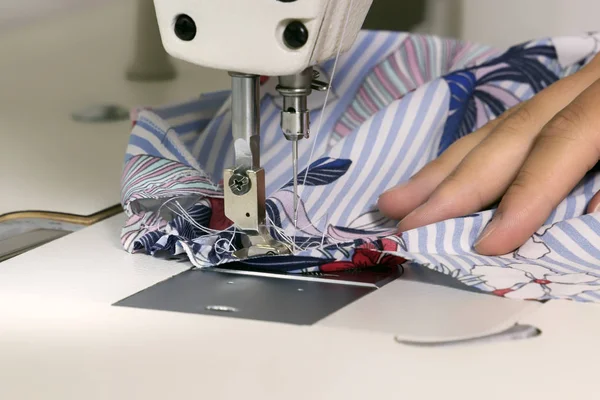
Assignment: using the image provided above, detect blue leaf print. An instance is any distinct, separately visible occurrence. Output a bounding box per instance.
[134,230,163,253]
[474,89,505,115]
[283,157,352,188]
[438,42,559,155]
[170,204,212,239]
[439,71,477,153]
[478,43,559,92]
[134,204,213,255]
[265,199,284,240]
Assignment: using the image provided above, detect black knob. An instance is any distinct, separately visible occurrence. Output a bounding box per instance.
[174,14,197,41]
[283,21,309,49]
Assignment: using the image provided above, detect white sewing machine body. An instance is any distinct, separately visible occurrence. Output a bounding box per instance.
[2,1,600,398]
[153,0,372,76]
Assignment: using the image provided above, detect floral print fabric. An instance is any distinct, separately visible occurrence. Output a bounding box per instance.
[121,31,600,302]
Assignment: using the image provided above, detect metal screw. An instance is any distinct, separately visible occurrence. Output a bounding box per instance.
[174,14,196,41]
[283,21,309,49]
[228,173,251,196]
[205,305,239,313]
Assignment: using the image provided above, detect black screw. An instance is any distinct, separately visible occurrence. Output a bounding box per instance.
[174,14,197,41]
[283,21,309,49]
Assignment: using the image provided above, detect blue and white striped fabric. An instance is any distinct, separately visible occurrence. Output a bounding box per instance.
[121,31,600,302]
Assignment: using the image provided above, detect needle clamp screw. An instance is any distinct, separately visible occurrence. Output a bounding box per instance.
[229,173,251,196]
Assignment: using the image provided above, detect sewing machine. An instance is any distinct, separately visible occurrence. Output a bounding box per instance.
[152,0,373,258]
[73,0,405,324]
[1,1,600,398]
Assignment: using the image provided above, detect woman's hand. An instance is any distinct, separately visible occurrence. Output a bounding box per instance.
[378,54,600,256]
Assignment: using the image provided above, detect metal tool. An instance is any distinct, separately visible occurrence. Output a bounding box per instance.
[277,68,329,226]
[224,73,290,257]
[115,266,401,325]
[222,69,328,255]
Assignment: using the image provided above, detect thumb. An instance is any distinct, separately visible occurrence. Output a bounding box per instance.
[587,190,600,214]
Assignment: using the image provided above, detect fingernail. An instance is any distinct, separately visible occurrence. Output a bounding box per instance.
[474,215,501,248]
[381,181,412,197]
[594,203,600,213]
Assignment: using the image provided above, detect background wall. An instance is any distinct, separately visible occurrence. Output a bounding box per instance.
[0,0,100,31]
[1,0,599,49]
[461,0,600,47]
[365,0,600,48]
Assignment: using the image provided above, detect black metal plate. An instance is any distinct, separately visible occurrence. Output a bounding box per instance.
[114,269,378,325]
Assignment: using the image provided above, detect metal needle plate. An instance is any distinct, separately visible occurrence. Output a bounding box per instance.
[114,267,400,325]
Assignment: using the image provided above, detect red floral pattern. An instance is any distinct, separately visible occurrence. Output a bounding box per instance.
[208,198,233,231]
[320,237,406,272]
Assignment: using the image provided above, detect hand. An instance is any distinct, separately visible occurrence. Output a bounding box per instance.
[378,54,600,256]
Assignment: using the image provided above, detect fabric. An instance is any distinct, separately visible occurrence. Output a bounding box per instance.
[120,31,600,302]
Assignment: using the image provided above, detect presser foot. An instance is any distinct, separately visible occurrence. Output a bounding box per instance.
[224,167,292,259]
[234,226,291,259]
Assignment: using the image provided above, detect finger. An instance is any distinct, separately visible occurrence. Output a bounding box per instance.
[476,77,600,255]
[377,129,485,219]
[398,57,600,232]
[378,104,520,220]
[587,189,600,214]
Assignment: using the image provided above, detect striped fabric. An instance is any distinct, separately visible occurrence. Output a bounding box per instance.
[120,31,600,302]
[333,36,499,140]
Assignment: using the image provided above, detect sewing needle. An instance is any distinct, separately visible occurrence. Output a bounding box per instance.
[292,140,299,227]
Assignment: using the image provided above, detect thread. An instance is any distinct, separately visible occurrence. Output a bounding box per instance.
[145,195,195,231]
[164,201,234,238]
[294,0,355,241]
[320,213,330,248]
[266,214,297,250]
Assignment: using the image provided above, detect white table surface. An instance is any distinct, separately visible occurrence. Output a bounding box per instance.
[1,214,599,399]
[0,0,229,216]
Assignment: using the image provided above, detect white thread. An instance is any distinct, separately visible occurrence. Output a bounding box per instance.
[294,0,355,240]
[266,214,297,250]
[226,225,238,252]
[214,238,232,255]
[169,202,232,236]
[145,195,194,230]
[290,212,333,251]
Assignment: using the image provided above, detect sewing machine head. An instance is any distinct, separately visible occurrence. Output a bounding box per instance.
[153,0,373,257]
[152,0,372,76]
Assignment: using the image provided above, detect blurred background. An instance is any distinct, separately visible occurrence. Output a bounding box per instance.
[1,0,599,260]
[370,0,600,47]
[3,0,600,45]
